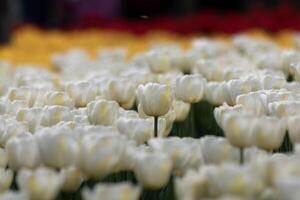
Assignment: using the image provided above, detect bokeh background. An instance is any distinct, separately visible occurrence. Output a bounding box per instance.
[1,0,299,44]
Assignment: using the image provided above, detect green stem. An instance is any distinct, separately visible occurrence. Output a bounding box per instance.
[154,116,158,137]
[240,148,244,165]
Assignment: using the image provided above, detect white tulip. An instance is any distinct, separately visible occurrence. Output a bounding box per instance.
[79,134,126,179]
[43,91,74,108]
[205,82,229,105]
[137,83,173,117]
[17,167,62,200]
[222,113,255,148]
[205,164,265,197]
[200,136,239,165]
[260,75,286,90]
[65,81,97,107]
[175,74,206,103]
[16,107,44,133]
[133,151,172,189]
[60,167,83,193]
[87,99,119,125]
[268,101,300,117]
[214,104,245,128]
[0,148,7,168]
[149,137,204,175]
[6,136,41,170]
[172,100,191,122]
[0,169,13,193]
[102,78,136,109]
[288,115,300,143]
[236,92,268,116]
[0,190,29,200]
[8,87,35,107]
[145,50,174,73]
[226,79,254,105]
[0,121,29,147]
[82,182,141,200]
[36,126,79,168]
[252,116,286,151]
[40,106,72,127]
[116,117,153,144]
[175,169,207,200]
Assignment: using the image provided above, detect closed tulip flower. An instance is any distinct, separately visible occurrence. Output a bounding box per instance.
[0,148,7,168]
[16,107,44,133]
[0,169,13,193]
[40,106,72,127]
[236,92,268,116]
[102,78,136,109]
[79,134,126,179]
[200,136,239,165]
[268,101,300,117]
[172,100,191,122]
[116,117,153,144]
[205,82,230,105]
[0,121,29,147]
[287,115,300,143]
[82,182,141,200]
[6,136,41,170]
[60,167,83,193]
[175,74,206,103]
[133,151,173,189]
[137,83,173,137]
[252,116,286,151]
[36,127,79,168]
[44,91,75,108]
[226,79,254,105]
[65,81,97,107]
[149,137,204,175]
[17,167,62,200]
[222,113,255,149]
[137,83,173,117]
[0,190,29,200]
[87,99,119,126]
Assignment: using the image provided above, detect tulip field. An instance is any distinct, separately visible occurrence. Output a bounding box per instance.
[1,28,300,200]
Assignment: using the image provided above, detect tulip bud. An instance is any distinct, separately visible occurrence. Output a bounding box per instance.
[44,91,75,108]
[172,100,191,122]
[0,169,13,193]
[16,107,44,133]
[36,127,79,169]
[116,117,153,144]
[6,136,41,170]
[236,92,268,116]
[102,78,136,109]
[288,115,300,144]
[252,116,286,151]
[17,167,62,200]
[82,182,141,200]
[149,137,204,175]
[65,81,97,107]
[268,101,300,117]
[0,148,7,168]
[133,151,172,189]
[137,83,173,117]
[200,136,239,165]
[205,82,229,105]
[60,167,83,193]
[87,99,119,126]
[222,113,255,148]
[79,134,126,179]
[175,74,206,103]
[0,121,29,147]
[40,106,72,127]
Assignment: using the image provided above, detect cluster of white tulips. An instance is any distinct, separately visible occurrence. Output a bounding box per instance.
[1,34,300,200]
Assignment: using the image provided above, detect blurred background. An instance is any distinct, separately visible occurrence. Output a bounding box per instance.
[0,0,299,44]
